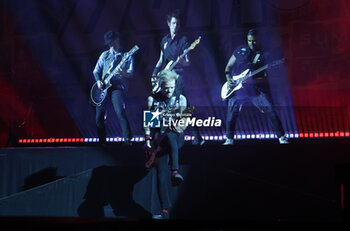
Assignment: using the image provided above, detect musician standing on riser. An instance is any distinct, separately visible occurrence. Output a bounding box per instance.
[93,30,133,146]
[223,29,289,145]
[145,70,187,219]
[151,10,204,146]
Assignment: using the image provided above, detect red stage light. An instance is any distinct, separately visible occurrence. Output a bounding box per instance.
[18,139,23,143]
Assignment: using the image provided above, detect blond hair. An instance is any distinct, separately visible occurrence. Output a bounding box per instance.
[158,69,179,86]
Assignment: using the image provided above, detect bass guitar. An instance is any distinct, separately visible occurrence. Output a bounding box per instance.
[221,58,284,100]
[90,45,139,106]
[144,106,195,169]
[152,36,201,94]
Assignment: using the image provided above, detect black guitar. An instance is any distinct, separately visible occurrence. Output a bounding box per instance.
[90,45,139,106]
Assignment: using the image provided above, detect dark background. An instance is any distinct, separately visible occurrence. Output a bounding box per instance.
[0,0,349,147]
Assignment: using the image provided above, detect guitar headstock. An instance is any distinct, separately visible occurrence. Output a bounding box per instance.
[189,36,201,50]
[125,45,139,57]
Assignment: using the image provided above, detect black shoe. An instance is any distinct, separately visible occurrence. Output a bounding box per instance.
[152,210,169,219]
[172,172,183,184]
[192,137,205,146]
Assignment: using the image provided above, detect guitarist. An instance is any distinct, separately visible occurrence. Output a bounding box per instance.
[223,29,289,145]
[151,10,204,146]
[92,30,133,146]
[145,69,187,219]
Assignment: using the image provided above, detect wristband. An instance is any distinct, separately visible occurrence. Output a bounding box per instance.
[145,135,151,140]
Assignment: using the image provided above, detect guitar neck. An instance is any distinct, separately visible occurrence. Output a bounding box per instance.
[249,64,269,78]
[168,47,190,70]
[104,57,127,82]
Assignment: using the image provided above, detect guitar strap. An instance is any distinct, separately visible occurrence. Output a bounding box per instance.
[252,53,260,64]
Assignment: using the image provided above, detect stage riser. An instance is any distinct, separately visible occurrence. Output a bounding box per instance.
[0,144,349,221]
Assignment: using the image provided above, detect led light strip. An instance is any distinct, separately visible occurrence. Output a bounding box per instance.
[17,132,350,144]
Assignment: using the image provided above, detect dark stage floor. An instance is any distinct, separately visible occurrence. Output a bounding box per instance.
[1,139,350,228]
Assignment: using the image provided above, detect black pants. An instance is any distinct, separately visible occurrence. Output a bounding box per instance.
[156,131,184,210]
[96,89,132,142]
[225,92,285,139]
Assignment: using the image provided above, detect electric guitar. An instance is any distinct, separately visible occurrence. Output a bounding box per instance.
[221,58,284,100]
[151,36,201,94]
[90,45,139,106]
[144,106,195,169]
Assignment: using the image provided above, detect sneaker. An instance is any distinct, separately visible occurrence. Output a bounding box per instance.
[192,137,205,146]
[222,138,234,145]
[152,209,169,219]
[172,172,184,184]
[278,135,289,144]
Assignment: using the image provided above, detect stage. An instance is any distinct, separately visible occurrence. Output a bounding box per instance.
[1,139,350,226]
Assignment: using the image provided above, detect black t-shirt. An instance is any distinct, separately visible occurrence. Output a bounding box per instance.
[160,33,189,73]
[232,45,271,95]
